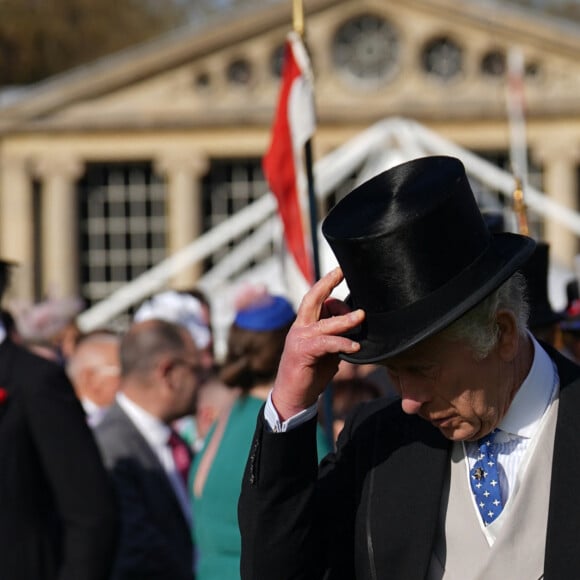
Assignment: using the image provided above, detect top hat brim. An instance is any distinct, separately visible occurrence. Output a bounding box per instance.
[322,155,536,365]
[339,233,536,364]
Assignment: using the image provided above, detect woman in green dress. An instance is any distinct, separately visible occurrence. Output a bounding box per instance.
[189,291,330,579]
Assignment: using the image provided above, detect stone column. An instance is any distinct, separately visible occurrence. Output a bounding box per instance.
[34,155,84,299]
[534,141,580,268]
[156,150,209,289]
[0,153,35,302]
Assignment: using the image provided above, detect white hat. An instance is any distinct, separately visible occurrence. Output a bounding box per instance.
[13,296,84,341]
[134,291,211,350]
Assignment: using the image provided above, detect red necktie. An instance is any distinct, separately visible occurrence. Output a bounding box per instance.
[167,430,192,488]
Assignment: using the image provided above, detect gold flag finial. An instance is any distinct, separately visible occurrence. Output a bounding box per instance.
[293,0,304,37]
[512,176,529,236]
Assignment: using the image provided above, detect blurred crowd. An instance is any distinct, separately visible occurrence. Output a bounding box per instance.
[0,259,394,580]
[1,232,580,579]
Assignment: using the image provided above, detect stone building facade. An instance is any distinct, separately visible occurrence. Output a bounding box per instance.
[1,0,580,307]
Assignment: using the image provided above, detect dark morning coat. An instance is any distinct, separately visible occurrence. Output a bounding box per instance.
[238,346,580,580]
[95,402,195,580]
[0,338,118,580]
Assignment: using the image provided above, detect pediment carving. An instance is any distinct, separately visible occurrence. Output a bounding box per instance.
[2,0,580,131]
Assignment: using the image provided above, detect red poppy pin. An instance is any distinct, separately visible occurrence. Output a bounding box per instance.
[0,387,8,404]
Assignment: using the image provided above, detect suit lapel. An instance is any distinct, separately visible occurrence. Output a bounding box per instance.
[544,352,580,579]
[107,403,192,534]
[368,413,451,580]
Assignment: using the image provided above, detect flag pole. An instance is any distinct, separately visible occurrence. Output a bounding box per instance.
[512,176,530,236]
[506,47,530,237]
[292,0,304,37]
[293,0,321,282]
[293,0,333,449]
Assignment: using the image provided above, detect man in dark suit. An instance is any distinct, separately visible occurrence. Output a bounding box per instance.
[0,262,118,580]
[95,318,203,580]
[238,156,580,579]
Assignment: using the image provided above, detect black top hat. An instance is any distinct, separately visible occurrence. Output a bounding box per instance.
[518,242,564,329]
[482,210,505,235]
[322,155,536,363]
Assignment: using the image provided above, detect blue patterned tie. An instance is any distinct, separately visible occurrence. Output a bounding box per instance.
[470,429,503,525]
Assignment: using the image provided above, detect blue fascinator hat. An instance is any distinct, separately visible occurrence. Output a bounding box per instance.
[234,295,296,331]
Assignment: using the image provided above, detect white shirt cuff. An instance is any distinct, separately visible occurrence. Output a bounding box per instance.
[263,390,318,432]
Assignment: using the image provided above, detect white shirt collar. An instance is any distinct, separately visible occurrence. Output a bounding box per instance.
[116,391,170,450]
[81,398,110,428]
[0,322,6,345]
[498,334,556,439]
[82,397,101,416]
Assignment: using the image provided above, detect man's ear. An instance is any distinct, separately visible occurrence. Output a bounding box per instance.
[156,356,176,389]
[495,309,519,362]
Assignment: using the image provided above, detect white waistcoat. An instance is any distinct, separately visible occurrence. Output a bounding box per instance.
[427,396,558,580]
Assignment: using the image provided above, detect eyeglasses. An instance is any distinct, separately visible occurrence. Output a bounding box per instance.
[94,365,120,377]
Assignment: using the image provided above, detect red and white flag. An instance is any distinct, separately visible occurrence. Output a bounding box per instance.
[263,31,316,286]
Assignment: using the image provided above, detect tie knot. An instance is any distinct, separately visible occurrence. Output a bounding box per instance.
[167,430,192,487]
[471,428,504,525]
[167,430,183,449]
[477,428,500,451]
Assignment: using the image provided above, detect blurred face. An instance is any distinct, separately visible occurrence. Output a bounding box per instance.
[167,334,206,420]
[382,314,526,442]
[90,342,121,407]
[71,340,120,407]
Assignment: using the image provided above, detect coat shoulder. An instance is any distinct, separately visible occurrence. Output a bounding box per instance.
[95,407,130,446]
[94,405,148,469]
[0,339,76,407]
[1,339,67,382]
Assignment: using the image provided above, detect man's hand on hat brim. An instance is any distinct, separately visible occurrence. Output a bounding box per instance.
[271,268,365,421]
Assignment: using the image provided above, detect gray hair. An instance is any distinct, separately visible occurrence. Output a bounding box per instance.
[439,271,529,359]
